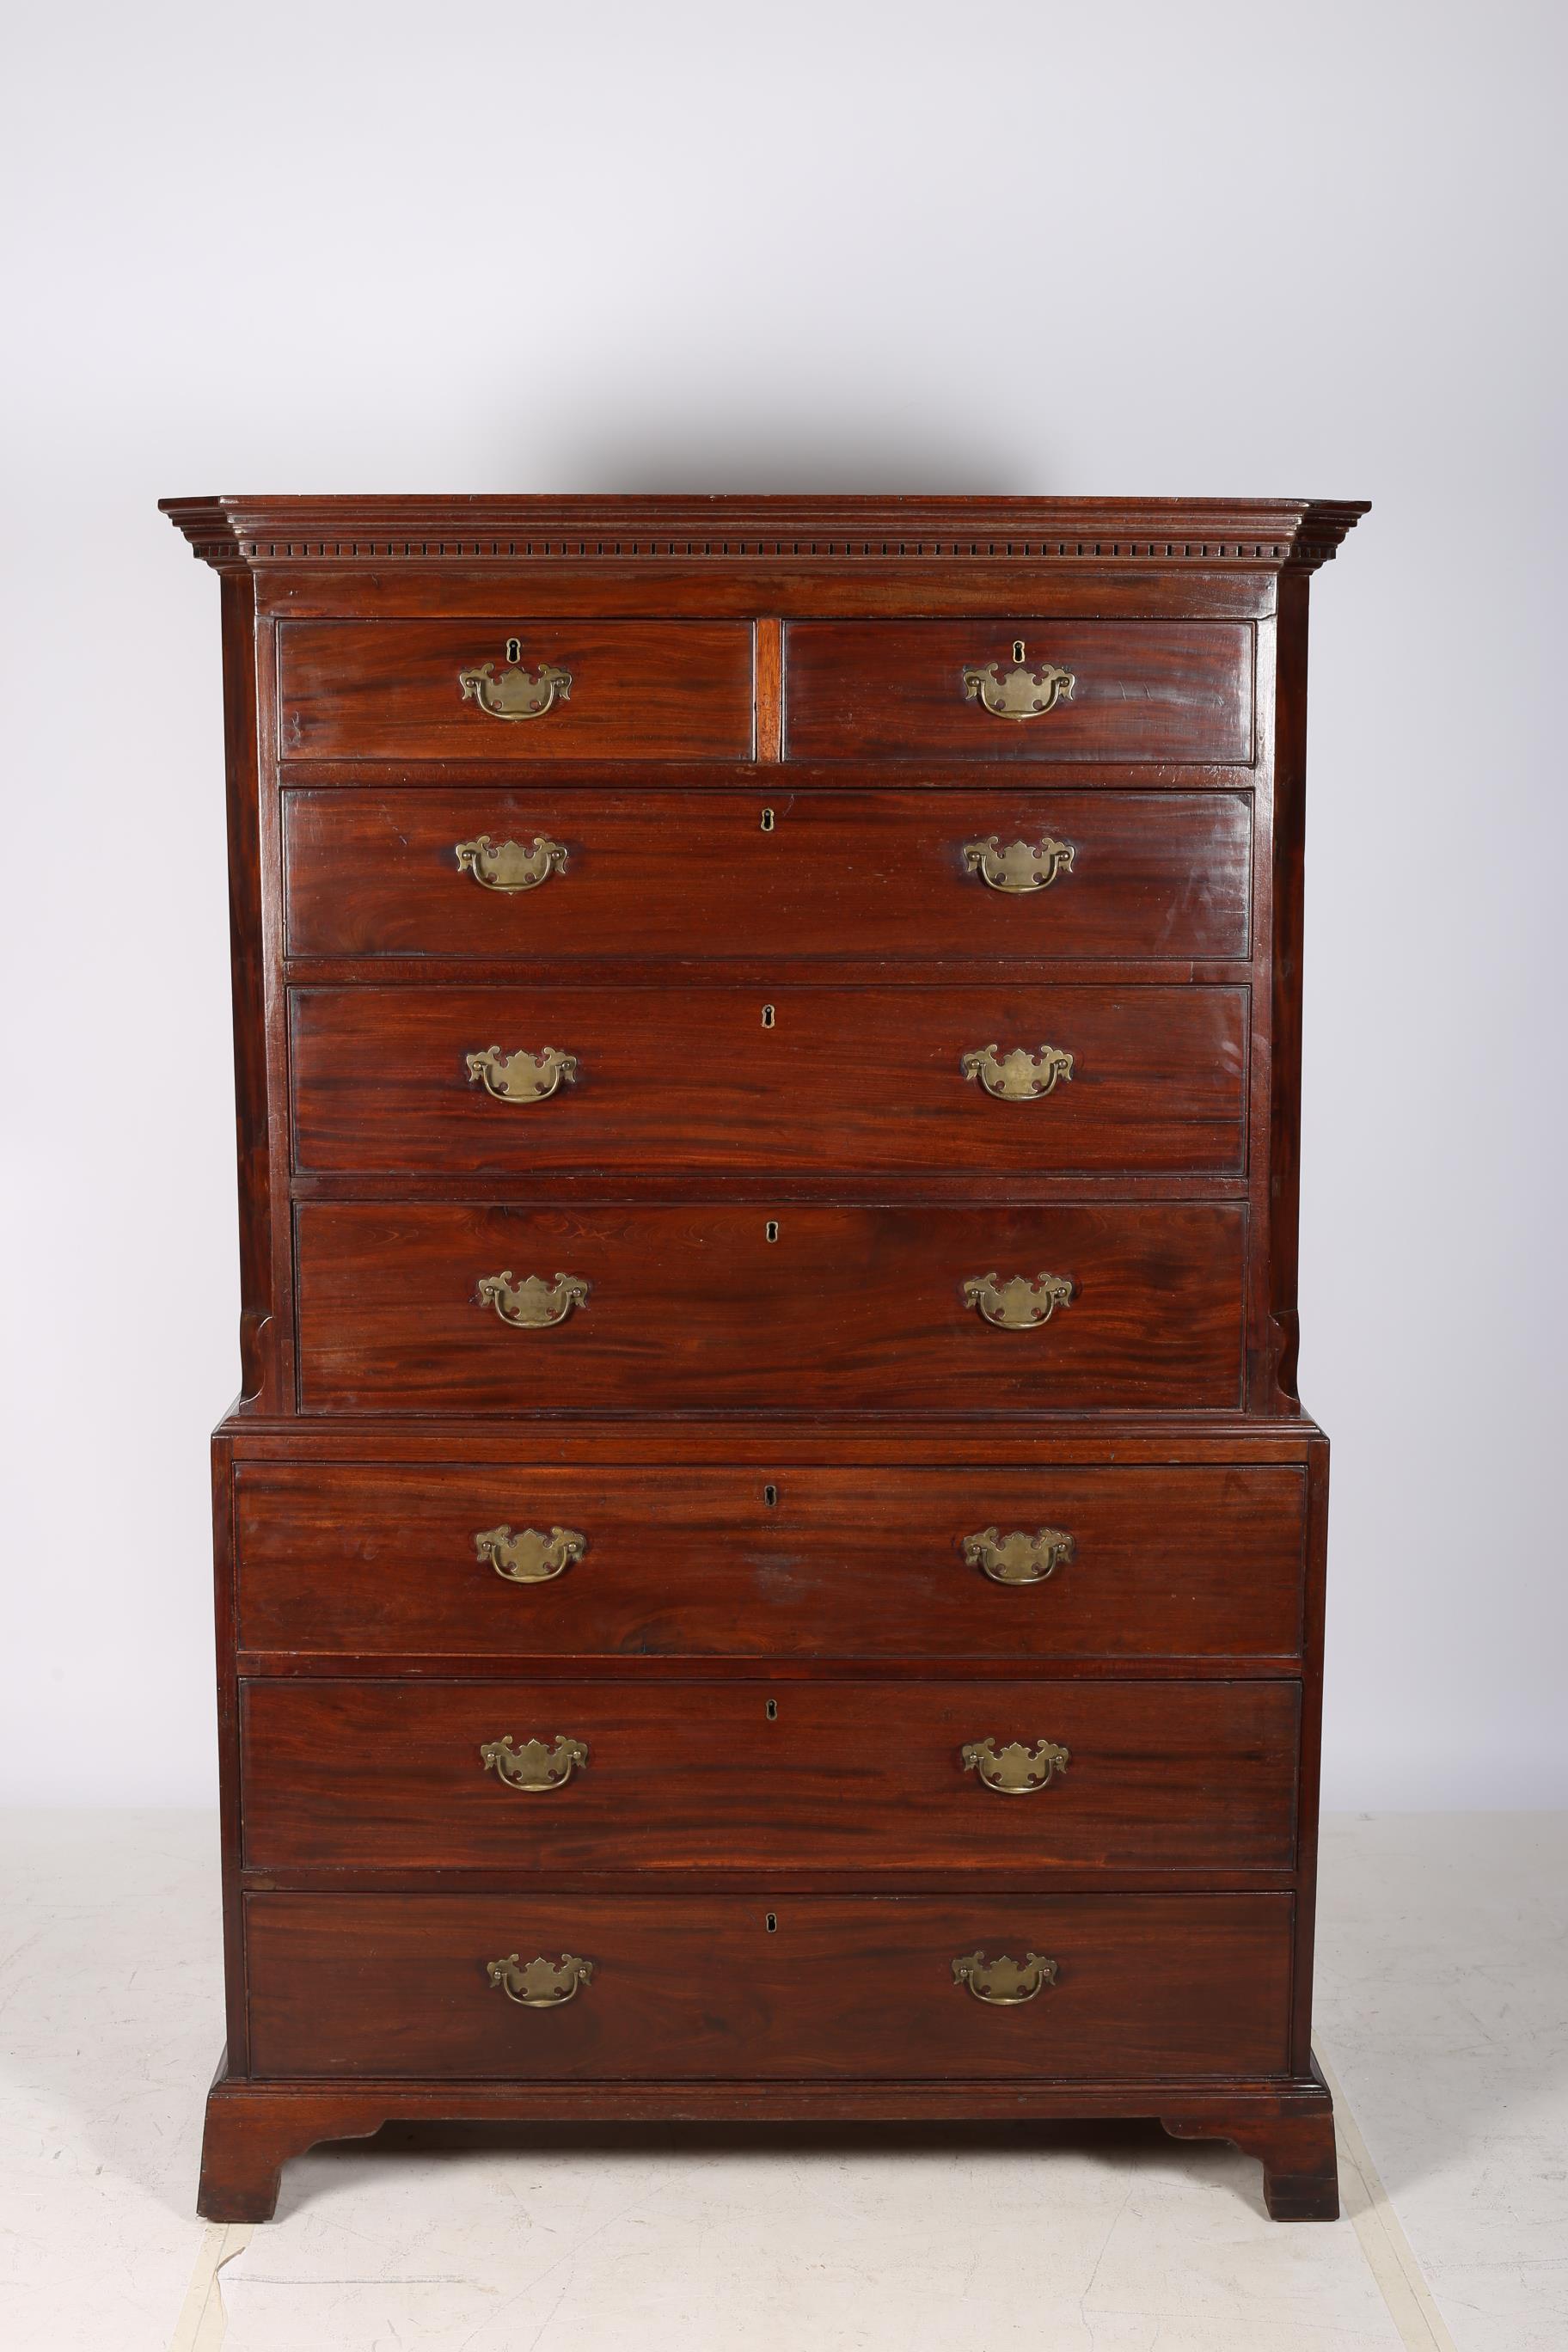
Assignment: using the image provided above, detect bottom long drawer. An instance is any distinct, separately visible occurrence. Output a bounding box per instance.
[246,1891,1294,2079]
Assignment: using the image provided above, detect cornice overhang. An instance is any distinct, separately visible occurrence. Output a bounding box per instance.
[160,495,1369,575]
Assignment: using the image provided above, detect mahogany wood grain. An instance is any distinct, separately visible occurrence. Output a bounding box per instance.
[784,622,1253,763]
[239,1676,1299,1873]
[293,1200,1247,1414]
[281,787,1254,964]
[244,1890,1294,2081]
[289,983,1247,1179]
[279,620,754,762]
[231,1459,1306,1663]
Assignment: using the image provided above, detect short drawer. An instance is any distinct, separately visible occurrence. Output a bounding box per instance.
[278,621,755,761]
[784,622,1253,763]
[245,1890,1295,2079]
[290,984,1248,1179]
[239,1677,1299,1873]
[233,1461,1307,1663]
[294,1201,1246,1413]
[283,787,1254,962]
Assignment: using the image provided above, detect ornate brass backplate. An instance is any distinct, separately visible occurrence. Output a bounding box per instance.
[951,1949,1059,2004]
[962,1526,1076,1585]
[963,1271,1075,1329]
[487,1951,595,2008]
[960,1736,1071,1793]
[475,1271,590,1329]
[473,1524,587,1583]
[465,1045,579,1104]
[960,1043,1075,1102]
[960,640,1075,720]
[962,833,1075,893]
[480,1733,589,1792]
[458,652,573,720]
[453,834,569,892]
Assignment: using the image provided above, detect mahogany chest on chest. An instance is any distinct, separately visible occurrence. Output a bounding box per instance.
[162,493,1366,2221]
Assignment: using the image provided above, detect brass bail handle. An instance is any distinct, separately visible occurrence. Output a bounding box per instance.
[480,1733,589,1792]
[960,640,1075,720]
[952,1950,1059,2005]
[487,1951,594,2008]
[459,640,573,720]
[960,1736,1071,1794]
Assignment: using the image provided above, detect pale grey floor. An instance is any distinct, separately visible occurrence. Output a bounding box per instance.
[2,1811,1563,2350]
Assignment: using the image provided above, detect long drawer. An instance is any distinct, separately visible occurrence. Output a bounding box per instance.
[279,621,756,761]
[239,1677,1299,1871]
[783,622,1253,763]
[293,1202,1246,1413]
[282,787,1254,964]
[233,1461,1307,1662]
[290,984,1247,1178]
[245,1890,1295,2079]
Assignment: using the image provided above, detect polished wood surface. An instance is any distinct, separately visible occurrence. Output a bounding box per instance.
[283,785,1255,963]
[166,493,1366,2222]
[245,1890,1294,2079]
[279,620,756,761]
[294,1200,1247,1413]
[290,983,1247,1178]
[783,622,1253,763]
[240,1677,1299,1872]
[231,1460,1307,1663]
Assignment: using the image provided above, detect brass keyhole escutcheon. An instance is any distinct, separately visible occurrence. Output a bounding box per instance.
[765,1699,779,1721]
[762,1003,775,1028]
[765,1912,778,1932]
[505,636,522,663]
[760,806,775,832]
[763,1483,778,1507]
[765,1219,780,1243]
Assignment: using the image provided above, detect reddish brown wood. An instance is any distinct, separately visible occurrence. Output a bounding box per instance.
[239,1677,1298,1873]
[244,1890,1293,2080]
[279,620,754,761]
[281,785,1255,964]
[165,493,1365,2224]
[231,1458,1306,1663]
[289,983,1247,1179]
[293,1200,1246,1414]
[783,621,1253,763]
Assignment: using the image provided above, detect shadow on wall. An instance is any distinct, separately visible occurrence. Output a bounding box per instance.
[503,402,1027,496]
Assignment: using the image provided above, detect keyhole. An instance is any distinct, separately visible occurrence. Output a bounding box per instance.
[765,1699,779,1721]
[765,1219,780,1243]
[761,1004,775,1028]
[763,1483,778,1507]
[505,637,522,664]
[1012,638,1026,663]
[760,806,775,832]
[765,1912,778,1932]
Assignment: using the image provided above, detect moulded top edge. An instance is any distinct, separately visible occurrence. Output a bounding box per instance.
[160,496,1369,575]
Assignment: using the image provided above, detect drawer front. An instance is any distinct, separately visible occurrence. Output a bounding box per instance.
[294,1202,1246,1413]
[245,1890,1294,2079]
[784,622,1253,763]
[284,787,1253,963]
[233,1461,1307,1662]
[240,1677,1299,1871]
[278,622,755,761]
[291,984,1247,1179]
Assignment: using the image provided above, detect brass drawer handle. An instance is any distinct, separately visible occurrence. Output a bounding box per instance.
[952,1950,1059,2005]
[475,1270,590,1328]
[459,646,573,721]
[454,834,569,893]
[475,1524,587,1583]
[480,1733,589,1792]
[487,1951,594,2007]
[466,1045,579,1104]
[963,1526,1075,1585]
[962,834,1075,893]
[961,1736,1070,1794]
[963,1271,1074,1329]
[961,640,1075,720]
[961,1044,1074,1102]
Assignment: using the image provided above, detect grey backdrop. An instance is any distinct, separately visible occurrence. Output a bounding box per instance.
[3,0,1563,1806]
